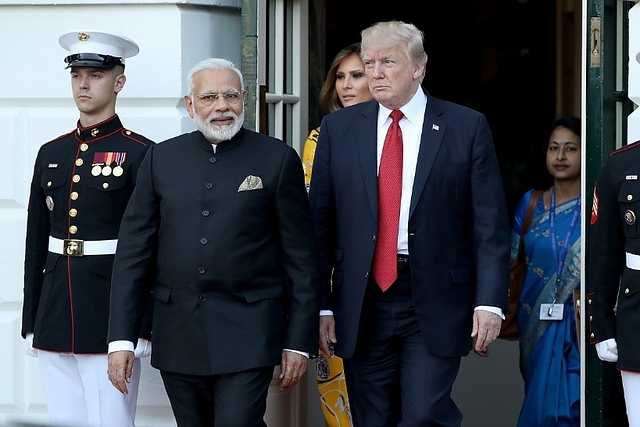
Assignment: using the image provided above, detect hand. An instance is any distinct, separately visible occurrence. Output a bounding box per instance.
[279,350,308,390]
[134,338,152,358]
[108,350,135,395]
[471,310,502,357]
[595,338,618,363]
[319,315,336,358]
[25,333,38,358]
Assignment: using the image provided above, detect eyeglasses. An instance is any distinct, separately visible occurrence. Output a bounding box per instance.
[194,90,245,106]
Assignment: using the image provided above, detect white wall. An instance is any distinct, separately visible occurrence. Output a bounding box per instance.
[0,2,249,426]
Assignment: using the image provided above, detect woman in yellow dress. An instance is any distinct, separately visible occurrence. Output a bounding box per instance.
[303,42,373,427]
[303,43,373,192]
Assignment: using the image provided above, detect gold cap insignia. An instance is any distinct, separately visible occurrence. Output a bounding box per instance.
[78,32,90,42]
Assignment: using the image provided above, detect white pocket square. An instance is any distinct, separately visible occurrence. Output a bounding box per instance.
[238,175,263,191]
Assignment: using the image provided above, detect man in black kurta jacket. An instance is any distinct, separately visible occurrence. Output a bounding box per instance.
[107,58,319,427]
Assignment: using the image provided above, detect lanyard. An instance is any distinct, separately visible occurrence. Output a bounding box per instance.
[549,190,580,290]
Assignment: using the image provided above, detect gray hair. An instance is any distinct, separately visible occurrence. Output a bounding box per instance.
[186,58,244,95]
[361,21,428,83]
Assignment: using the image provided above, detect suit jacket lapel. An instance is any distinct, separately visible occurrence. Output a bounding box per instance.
[410,97,445,219]
[355,101,381,221]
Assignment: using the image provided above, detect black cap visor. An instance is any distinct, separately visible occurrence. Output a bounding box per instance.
[64,53,124,69]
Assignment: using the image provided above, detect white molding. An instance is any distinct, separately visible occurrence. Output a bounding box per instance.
[628,3,640,143]
[0,0,240,6]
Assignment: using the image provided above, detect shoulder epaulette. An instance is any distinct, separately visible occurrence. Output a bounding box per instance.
[42,129,76,146]
[610,139,640,156]
[121,129,154,147]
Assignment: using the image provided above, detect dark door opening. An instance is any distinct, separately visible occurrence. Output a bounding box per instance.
[309,0,558,218]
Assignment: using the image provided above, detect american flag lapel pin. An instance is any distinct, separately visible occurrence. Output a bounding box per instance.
[432,124,439,131]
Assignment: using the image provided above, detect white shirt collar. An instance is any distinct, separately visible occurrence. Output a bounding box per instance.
[377,86,427,126]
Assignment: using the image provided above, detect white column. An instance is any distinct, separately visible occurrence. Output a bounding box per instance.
[628,2,640,143]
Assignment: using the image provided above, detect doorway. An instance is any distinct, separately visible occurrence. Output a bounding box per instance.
[306,1,580,425]
[310,0,565,218]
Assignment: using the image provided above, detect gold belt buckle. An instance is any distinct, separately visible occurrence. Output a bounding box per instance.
[63,239,84,257]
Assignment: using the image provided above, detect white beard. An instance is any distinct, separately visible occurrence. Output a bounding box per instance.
[194,109,244,143]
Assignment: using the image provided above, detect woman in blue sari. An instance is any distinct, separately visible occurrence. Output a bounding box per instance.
[511,116,581,427]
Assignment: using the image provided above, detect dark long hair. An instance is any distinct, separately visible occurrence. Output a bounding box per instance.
[319,43,363,114]
[551,115,581,138]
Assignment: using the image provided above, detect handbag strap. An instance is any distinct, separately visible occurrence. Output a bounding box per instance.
[517,190,543,260]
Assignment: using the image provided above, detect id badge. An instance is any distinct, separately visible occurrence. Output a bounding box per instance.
[539,303,564,320]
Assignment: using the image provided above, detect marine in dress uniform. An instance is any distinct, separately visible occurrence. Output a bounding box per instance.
[21,30,154,427]
[589,139,640,426]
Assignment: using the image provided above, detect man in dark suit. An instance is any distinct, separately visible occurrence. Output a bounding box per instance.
[21,30,153,427]
[308,21,510,426]
[106,58,319,427]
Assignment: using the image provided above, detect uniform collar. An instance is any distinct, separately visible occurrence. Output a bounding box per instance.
[75,115,123,142]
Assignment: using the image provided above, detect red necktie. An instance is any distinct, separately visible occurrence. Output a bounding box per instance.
[373,109,404,291]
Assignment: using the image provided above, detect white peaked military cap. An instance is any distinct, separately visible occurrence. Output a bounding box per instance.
[59,30,139,69]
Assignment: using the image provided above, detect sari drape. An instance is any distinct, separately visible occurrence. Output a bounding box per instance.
[511,189,580,427]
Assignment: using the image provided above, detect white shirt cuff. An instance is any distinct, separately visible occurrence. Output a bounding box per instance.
[284,349,309,358]
[320,310,333,316]
[475,305,505,320]
[108,340,135,354]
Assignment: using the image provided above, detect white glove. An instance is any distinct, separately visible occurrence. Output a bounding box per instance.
[25,333,38,358]
[595,338,618,363]
[133,338,152,358]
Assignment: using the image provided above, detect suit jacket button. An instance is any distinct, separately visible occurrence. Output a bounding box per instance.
[199,295,207,302]
[198,267,206,274]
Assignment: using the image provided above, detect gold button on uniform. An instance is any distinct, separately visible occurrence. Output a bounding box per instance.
[69,208,77,217]
[102,182,109,189]
[73,175,81,183]
[628,194,633,201]
[75,158,84,167]
[126,130,132,135]
[69,225,78,234]
[80,143,89,152]
[47,181,52,188]
[625,288,630,295]
[70,192,78,200]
